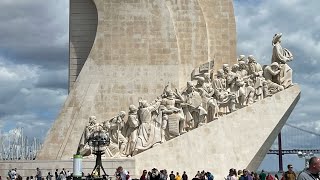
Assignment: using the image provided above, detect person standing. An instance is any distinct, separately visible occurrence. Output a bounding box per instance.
[297,157,320,180]
[55,169,59,180]
[140,170,148,180]
[182,171,188,180]
[169,171,175,180]
[36,168,42,180]
[46,172,53,180]
[116,166,131,180]
[266,173,274,180]
[259,170,267,180]
[175,172,181,180]
[283,164,296,180]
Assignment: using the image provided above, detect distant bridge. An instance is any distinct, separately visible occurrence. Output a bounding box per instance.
[268,123,320,171]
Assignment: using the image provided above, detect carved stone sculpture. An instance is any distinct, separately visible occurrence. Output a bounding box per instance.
[77,116,109,157]
[134,99,162,154]
[161,88,186,137]
[263,62,285,94]
[212,69,229,115]
[103,111,128,157]
[123,105,139,157]
[181,81,207,129]
[254,74,265,101]
[247,55,263,77]
[196,76,219,122]
[237,55,246,64]
[271,33,293,88]
[73,33,297,158]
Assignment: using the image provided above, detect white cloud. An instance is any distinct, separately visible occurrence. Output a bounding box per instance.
[0,56,67,139]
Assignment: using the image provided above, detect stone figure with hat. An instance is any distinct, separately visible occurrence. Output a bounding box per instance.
[237,54,246,64]
[271,33,294,88]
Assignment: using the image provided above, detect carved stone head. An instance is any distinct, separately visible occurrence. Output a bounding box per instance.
[166,89,174,97]
[272,33,282,44]
[248,55,256,63]
[204,73,210,81]
[237,55,246,62]
[222,64,229,72]
[197,77,205,85]
[238,61,246,70]
[89,116,97,125]
[119,111,126,118]
[140,100,149,108]
[271,62,279,70]
[129,105,138,113]
[217,69,224,78]
[231,64,239,73]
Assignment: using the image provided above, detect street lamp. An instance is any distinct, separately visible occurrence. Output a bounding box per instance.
[88,128,110,178]
[297,151,314,169]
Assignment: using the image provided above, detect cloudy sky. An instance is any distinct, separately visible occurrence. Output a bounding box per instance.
[0,0,319,172]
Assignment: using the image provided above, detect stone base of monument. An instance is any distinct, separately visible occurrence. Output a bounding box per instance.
[0,86,300,179]
[0,158,135,179]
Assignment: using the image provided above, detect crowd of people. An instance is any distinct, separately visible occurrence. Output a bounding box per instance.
[137,168,213,180]
[4,168,72,180]
[3,157,320,180]
[225,157,320,180]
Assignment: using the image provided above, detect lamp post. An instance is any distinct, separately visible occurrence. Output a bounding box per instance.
[88,129,110,178]
[297,151,314,169]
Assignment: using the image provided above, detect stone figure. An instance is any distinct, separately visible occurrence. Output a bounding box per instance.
[226,67,238,93]
[271,33,293,88]
[161,87,186,137]
[238,61,249,81]
[254,74,265,101]
[203,73,219,121]
[103,111,128,157]
[247,55,263,77]
[212,69,229,115]
[181,81,207,129]
[231,64,241,78]
[134,99,162,154]
[263,62,284,94]
[222,64,230,80]
[77,116,108,157]
[212,69,226,94]
[75,41,297,158]
[237,55,246,64]
[77,116,97,156]
[263,81,271,98]
[235,79,246,108]
[123,105,139,157]
[195,76,218,122]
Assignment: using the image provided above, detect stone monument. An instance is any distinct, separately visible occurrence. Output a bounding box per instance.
[31,0,301,179]
[38,0,237,160]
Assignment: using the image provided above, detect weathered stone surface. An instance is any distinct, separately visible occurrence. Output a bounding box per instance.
[38,0,237,160]
[134,85,300,179]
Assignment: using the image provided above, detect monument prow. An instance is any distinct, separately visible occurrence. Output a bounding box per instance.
[134,85,300,179]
